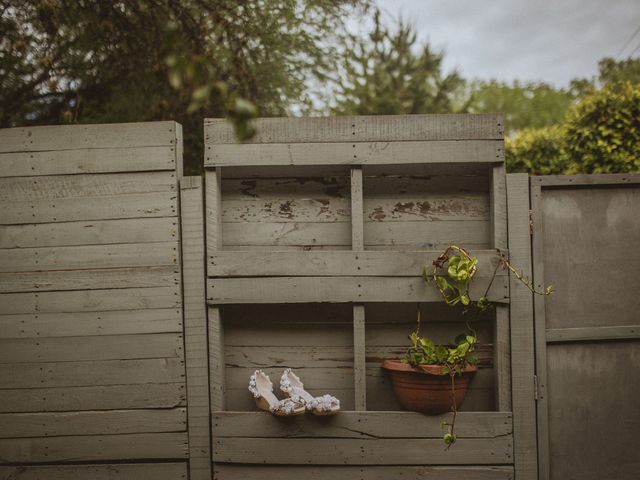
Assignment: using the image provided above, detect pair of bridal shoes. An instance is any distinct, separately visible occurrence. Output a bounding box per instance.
[248,368,340,417]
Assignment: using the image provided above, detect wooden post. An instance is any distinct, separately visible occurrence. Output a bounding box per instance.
[351,166,366,411]
[206,168,225,412]
[507,173,538,480]
[180,176,212,479]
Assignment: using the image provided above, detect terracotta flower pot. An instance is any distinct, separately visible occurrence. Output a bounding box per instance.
[381,359,477,415]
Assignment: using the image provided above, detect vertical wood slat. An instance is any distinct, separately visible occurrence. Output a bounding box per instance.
[350,166,366,411]
[180,177,211,479]
[507,174,538,480]
[206,168,225,412]
[530,183,550,480]
[491,164,511,411]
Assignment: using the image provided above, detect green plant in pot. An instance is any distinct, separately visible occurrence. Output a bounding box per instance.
[382,245,552,448]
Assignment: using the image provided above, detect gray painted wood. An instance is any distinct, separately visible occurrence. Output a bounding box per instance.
[213,411,512,438]
[0,217,178,249]
[0,432,188,463]
[546,325,640,342]
[205,140,504,167]
[0,333,183,363]
[351,166,364,249]
[213,436,513,465]
[0,383,185,413]
[0,408,186,438]
[204,114,504,143]
[530,183,550,480]
[506,173,537,480]
[213,465,514,480]
[0,121,179,152]
[207,275,509,304]
[353,304,366,411]
[530,173,640,186]
[494,306,511,411]
[0,286,180,314]
[209,307,225,412]
[0,463,188,480]
[0,308,182,339]
[209,250,506,277]
[180,176,212,480]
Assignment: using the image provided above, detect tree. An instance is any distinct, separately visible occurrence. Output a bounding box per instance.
[0,0,366,173]
[330,10,464,115]
[506,82,640,174]
[467,80,575,134]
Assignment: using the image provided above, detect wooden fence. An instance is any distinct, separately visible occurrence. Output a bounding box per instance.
[0,117,638,480]
[0,122,189,479]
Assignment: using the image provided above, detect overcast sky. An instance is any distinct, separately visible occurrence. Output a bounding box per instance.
[369,0,640,87]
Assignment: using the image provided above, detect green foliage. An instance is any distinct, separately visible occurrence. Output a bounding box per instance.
[404,331,478,374]
[506,82,640,174]
[0,0,367,173]
[331,10,464,115]
[467,80,575,134]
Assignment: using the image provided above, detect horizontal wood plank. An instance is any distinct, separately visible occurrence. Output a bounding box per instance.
[1,192,177,225]
[0,383,185,413]
[205,141,503,167]
[0,308,182,339]
[0,217,178,249]
[212,465,513,480]
[0,286,180,314]
[207,276,509,304]
[0,146,176,178]
[0,333,183,363]
[213,411,512,438]
[0,463,187,480]
[0,121,178,153]
[0,408,187,438]
[0,357,184,389]
[222,222,351,247]
[0,432,188,462]
[0,171,176,202]
[546,325,640,343]
[209,250,505,277]
[205,114,504,143]
[364,220,491,249]
[0,266,180,293]
[213,436,512,465]
[0,242,178,273]
[530,173,640,187]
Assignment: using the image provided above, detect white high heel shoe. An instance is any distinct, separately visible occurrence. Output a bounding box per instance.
[280,368,340,416]
[248,370,305,416]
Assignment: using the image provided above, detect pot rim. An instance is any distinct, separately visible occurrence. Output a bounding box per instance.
[382,358,478,375]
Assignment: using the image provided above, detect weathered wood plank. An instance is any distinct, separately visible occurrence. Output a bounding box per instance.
[0,171,176,202]
[491,164,508,250]
[0,408,187,438]
[0,121,179,153]
[205,114,504,143]
[0,357,184,389]
[0,383,185,413]
[223,197,350,223]
[0,463,187,480]
[1,191,177,225]
[364,195,490,222]
[206,168,222,252]
[212,465,514,480]
[0,146,176,178]
[222,176,350,197]
[212,411,512,438]
[546,325,640,343]
[494,305,511,411]
[506,173,537,480]
[208,250,505,277]
[364,173,490,195]
[207,276,509,304]
[530,173,640,187]
[209,307,225,412]
[0,432,188,462]
[364,220,491,249]
[0,308,182,339]
[205,141,504,167]
[213,436,513,465]
[180,176,212,480]
[0,266,180,293]
[0,242,178,273]
[0,217,178,249]
[222,221,351,247]
[0,286,180,314]
[353,305,366,411]
[351,166,364,249]
[0,333,183,363]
